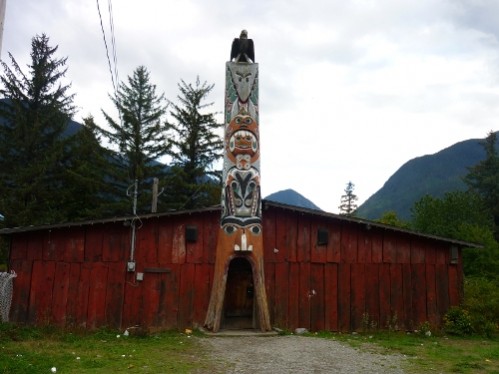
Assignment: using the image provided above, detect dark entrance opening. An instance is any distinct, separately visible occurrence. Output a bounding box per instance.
[222,257,254,329]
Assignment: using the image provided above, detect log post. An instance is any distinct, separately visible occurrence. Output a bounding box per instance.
[205,32,271,332]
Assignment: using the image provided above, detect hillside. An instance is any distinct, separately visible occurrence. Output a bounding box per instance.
[356,136,493,221]
[264,189,322,211]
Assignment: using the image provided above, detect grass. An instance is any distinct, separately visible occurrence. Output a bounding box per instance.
[0,323,215,373]
[312,330,499,373]
[1,323,498,373]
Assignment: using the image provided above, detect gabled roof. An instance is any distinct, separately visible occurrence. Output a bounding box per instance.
[0,200,481,248]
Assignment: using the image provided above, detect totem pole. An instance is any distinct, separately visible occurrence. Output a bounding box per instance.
[204,30,271,332]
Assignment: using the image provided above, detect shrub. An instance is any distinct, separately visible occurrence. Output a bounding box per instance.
[463,277,499,337]
[444,307,473,336]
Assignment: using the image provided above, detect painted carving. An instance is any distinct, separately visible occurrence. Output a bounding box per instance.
[221,61,261,245]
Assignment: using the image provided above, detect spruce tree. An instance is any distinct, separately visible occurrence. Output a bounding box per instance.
[338,181,358,216]
[101,66,170,214]
[165,77,223,210]
[0,34,76,226]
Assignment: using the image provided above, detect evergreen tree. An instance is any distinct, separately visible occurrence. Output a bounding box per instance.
[411,191,498,279]
[64,116,124,219]
[0,34,76,226]
[101,66,170,214]
[464,131,499,238]
[165,77,223,210]
[338,181,358,216]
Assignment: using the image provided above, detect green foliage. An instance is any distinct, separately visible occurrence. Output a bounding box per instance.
[463,277,499,337]
[376,211,410,229]
[101,66,170,214]
[465,130,499,239]
[165,77,222,210]
[444,307,474,336]
[0,34,76,226]
[338,181,358,216]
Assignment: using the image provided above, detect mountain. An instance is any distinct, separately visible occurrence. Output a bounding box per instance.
[356,135,494,221]
[265,189,322,211]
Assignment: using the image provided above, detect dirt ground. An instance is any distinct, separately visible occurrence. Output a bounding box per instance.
[196,334,407,373]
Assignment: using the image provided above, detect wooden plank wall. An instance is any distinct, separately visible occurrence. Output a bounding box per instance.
[7,206,463,332]
[263,207,464,332]
[8,211,219,330]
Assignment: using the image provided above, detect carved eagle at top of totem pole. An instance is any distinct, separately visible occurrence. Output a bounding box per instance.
[230,30,255,63]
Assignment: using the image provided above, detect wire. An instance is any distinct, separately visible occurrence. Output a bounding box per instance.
[107,0,120,93]
[96,0,118,96]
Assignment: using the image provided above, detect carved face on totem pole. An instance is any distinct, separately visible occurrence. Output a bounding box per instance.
[221,59,261,239]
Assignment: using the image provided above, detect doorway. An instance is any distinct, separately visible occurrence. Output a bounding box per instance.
[222,257,254,329]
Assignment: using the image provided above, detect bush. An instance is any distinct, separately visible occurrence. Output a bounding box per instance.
[463,277,499,337]
[444,307,473,336]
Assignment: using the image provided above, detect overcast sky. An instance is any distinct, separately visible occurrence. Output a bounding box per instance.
[3,0,499,213]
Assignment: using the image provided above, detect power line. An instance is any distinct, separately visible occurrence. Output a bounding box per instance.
[96,0,119,96]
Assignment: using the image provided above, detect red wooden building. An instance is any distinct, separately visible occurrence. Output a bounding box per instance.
[0,201,472,332]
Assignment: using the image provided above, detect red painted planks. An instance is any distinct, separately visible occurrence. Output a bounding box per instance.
[311,220,327,264]
[411,263,427,326]
[76,264,91,328]
[298,262,311,329]
[448,265,460,307]
[178,263,195,328]
[401,264,413,330]
[8,260,32,323]
[357,230,372,264]
[341,226,357,263]
[435,264,449,324]
[263,208,277,262]
[86,263,109,329]
[327,224,341,263]
[64,228,85,263]
[274,262,289,328]
[396,235,411,264]
[52,262,71,325]
[85,226,104,262]
[65,263,81,326]
[28,261,55,324]
[410,240,425,263]
[337,264,350,331]
[390,264,404,329]
[364,264,379,329]
[310,263,325,331]
[288,262,300,329]
[193,264,212,325]
[10,236,27,260]
[105,262,125,329]
[186,219,204,264]
[297,218,311,263]
[378,264,391,329]
[158,220,173,265]
[324,263,338,331]
[426,264,437,326]
[371,232,383,263]
[264,262,275,323]
[383,236,396,264]
[350,263,365,331]
[172,224,187,264]
[164,264,180,329]
[136,221,159,265]
[275,212,296,263]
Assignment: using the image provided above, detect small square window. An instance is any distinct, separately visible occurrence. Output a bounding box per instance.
[317,228,328,246]
[450,246,458,264]
[185,226,198,243]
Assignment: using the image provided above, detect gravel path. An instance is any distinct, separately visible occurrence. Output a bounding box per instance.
[196,334,407,373]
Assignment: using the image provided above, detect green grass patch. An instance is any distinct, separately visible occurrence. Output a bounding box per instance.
[311,330,499,373]
[0,323,215,373]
